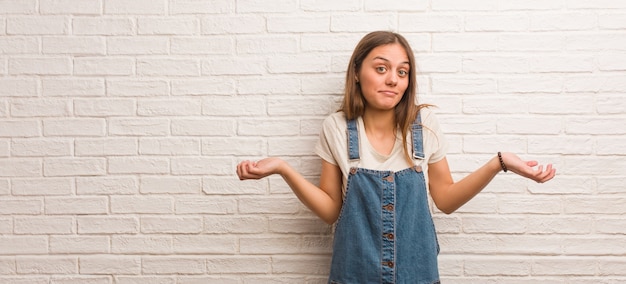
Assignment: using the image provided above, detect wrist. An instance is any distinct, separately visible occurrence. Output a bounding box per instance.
[497,152,508,173]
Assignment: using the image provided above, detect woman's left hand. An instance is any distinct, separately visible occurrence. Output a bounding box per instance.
[501,152,556,183]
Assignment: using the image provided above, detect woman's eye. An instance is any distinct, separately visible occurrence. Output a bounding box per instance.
[398,70,408,76]
[376,66,387,73]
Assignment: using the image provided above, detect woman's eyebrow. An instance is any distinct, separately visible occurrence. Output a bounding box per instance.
[372,56,410,65]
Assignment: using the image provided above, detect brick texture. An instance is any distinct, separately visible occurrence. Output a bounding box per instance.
[0,1,624,283]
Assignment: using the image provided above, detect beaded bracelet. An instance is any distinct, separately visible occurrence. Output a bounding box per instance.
[497,152,508,172]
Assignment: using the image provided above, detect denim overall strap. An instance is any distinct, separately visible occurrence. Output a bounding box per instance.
[347,119,359,160]
[412,111,425,159]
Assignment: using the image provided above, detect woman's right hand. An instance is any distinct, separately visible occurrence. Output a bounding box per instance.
[236,157,286,180]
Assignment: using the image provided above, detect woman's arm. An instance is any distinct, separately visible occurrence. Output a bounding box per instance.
[237,158,343,224]
[428,152,556,214]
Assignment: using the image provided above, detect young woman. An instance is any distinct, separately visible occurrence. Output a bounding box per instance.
[236,31,555,284]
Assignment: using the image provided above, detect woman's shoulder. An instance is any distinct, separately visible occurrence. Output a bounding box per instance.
[322,111,348,130]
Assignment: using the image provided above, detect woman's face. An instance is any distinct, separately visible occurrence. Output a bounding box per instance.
[356,43,410,112]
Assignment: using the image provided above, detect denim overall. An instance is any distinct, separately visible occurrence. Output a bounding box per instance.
[328,114,440,284]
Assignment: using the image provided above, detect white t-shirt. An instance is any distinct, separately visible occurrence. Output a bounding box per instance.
[314,107,448,194]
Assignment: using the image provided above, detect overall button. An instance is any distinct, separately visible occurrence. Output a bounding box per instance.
[349,167,357,175]
[414,165,423,172]
[383,261,394,268]
[383,175,394,182]
[384,233,394,240]
[383,204,394,211]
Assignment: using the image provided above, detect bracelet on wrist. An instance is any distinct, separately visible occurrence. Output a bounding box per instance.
[497,152,508,173]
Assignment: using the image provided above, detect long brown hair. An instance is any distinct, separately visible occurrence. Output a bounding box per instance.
[340,31,430,165]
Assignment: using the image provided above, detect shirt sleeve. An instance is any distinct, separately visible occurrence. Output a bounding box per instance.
[314,114,341,166]
[423,108,448,164]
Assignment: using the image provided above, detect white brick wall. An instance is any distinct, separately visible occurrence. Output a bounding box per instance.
[0,1,625,283]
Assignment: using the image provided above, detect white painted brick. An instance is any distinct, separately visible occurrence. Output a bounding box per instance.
[399,14,461,32]
[449,193,497,214]
[79,256,141,275]
[440,235,562,255]
[201,15,265,35]
[141,257,205,275]
[528,176,592,196]
[74,57,134,76]
[463,257,530,276]
[0,198,42,214]
[40,0,100,15]
[598,52,626,71]
[0,257,15,273]
[462,216,526,234]
[563,156,625,175]
[74,99,135,117]
[108,157,169,174]
[365,0,428,11]
[171,78,235,96]
[73,17,134,35]
[301,34,363,52]
[0,140,7,158]
[104,0,167,15]
[268,97,333,116]
[115,277,175,284]
[568,0,626,9]
[598,259,626,276]
[531,12,597,31]
[267,54,330,74]
[432,0,497,11]
[76,176,138,195]
[42,78,105,97]
[12,177,73,195]
[138,98,201,116]
[7,16,69,35]
[530,55,594,73]
[463,97,528,114]
[111,196,173,214]
[203,176,267,195]
[107,79,168,96]
[50,276,112,284]
[11,99,71,117]
[267,15,330,33]
[112,235,172,254]
[16,256,77,274]
[173,235,236,254]
[171,118,234,136]
[0,277,48,284]
[236,35,304,54]
[528,95,594,114]
[176,276,238,284]
[239,236,331,254]
[42,36,105,55]
[204,215,267,234]
[202,96,265,116]
[140,177,202,194]
[463,55,529,73]
[432,77,496,94]
[171,36,233,55]
[175,196,237,214]
[0,159,41,177]
[498,34,564,51]
[301,0,360,11]
[532,257,597,276]
[499,0,564,10]
[599,13,626,29]
[0,0,37,13]
[170,0,234,14]
[237,118,299,136]
[0,78,38,97]
[238,197,302,214]
[526,216,593,234]
[0,236,47,255]
[11,138,71,157]
[566,33,626,51]
[237,76,301,95]
[0,179,8,195]
[565,75,626,93]
[137,58,200,76]
[139,138,200,155]
[564,197,626,215]
[206,256,271,274]
[597,137,626,155]
[202,57,266,75]
[43,118,106,137]
[330,13,396,32]
[45,196,108,214]
[107,37,169,55]
[498,76,562,93]
[202,137,264,156]
[237,0,297,12]
[75,138,137,156]
[438,116,495,134]
[171,157,232,175]
[566,117,626,135]
[465,14,529,31]
[141,216,203,234]
[268,137,317,156]
[269,217,329,234]
[109,118,170,136]
[49,236,109,254]
[528,136,592,155]
[14,216,74,234]
[301,77,343,95]
[40,155,101,177]
[9,57,72,75]
[0,37,39,54]
[77,217,139,234]
[498,196,561,214]
[138,17,198,35]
